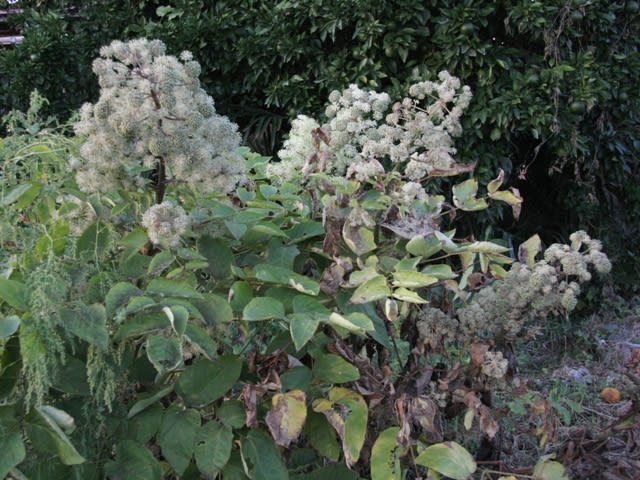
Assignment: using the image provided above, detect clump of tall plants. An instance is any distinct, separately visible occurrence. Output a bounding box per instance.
[0,39,610,479]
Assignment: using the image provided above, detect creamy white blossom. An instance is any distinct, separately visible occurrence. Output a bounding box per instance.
[142,202,190,247]
[73,39,245,195]
[272,71,472,186]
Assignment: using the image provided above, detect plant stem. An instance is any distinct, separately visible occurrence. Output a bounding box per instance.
[155,156,166,204]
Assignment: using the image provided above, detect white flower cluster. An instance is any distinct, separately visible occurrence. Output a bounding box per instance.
[267,115,320,181]
[418,231,611,344]
[141,201,190,247]
[73,39,245,195]
[270,71,472,184]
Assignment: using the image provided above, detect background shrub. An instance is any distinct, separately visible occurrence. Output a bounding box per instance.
[1,0,638,291]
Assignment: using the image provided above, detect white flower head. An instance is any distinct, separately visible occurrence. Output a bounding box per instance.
[142,202,190,248]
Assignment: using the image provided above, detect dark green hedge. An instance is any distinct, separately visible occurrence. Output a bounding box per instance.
[2,0,639,290]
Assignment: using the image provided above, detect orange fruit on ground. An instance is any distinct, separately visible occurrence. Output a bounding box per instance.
[601,387,621,403]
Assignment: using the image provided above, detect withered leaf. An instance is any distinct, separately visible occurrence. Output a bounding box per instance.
[479,405,499,439]
[265,390,307,448]
[470,343,490,367]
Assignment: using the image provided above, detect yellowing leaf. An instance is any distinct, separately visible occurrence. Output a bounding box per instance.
[487,169,504,194]
[392,271,439,288]
[343,223,377,256]
[415,442,476,480]
[350,275,391,304]
[326,312,373,335]
[312,388,368,468]
[392,288,427,304]
[532,458,570,480]
[518,234,542,267]
[265,390,307,448]
[371,427,403,480]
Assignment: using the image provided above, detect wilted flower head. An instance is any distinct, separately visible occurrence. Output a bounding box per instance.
[142,202,190,247]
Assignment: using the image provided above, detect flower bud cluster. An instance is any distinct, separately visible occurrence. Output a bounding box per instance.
[73,39,245,195]
[418,232,611,345]
[141,201,190,248]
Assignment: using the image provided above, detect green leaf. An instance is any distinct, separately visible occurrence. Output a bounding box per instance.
[197,236,234,279]
[291,465,359,480]
[392,287,427,304]
[290,313,321,350]
[195,421,233,478]
[287,221,325,243]
[177,356,242,407]
[415,442,477,480]
[158,404,201,476]
[60,304,108,351]
[392,271,439,288]
[265,390,307,447]
[236,188,256,203]
[25,408,86,465]
[0,315,20,339]
[313,354,360,383]
[52,356,90,395]
[123,296,156,315]
[350,275,391,304]
[243,297,285,321]
[254,264,320,296]
[163,305,189,336]
[304,411,340,461]
[147,250,175,277]
[229,281,253,312]
[0,433,26,480]
[241,429,289,480]
[146,278,203,299]
[0,337,21,399]
[119,228,149,262]
[114,312,168,341]
[0,279,29,311]
[128,405,164,443]
[250,222,289,238]
[128,385,174,419]
[406,234,441,258]
[146,335,183,373]
[293,295,330,314]
[38,405,76,434]
[224,220,247,240]
[371,427,402,480]
[192,293,233,325]
[106,282,143,317]
[217,400,247,429]
[266,241,300,269]
[14,182,43,209]
[532,458,570,480]
[184,324,218,359]
[1,183,36,206]
[281,366,312,393]
[76,221,110,260]
[104,440,162,480]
